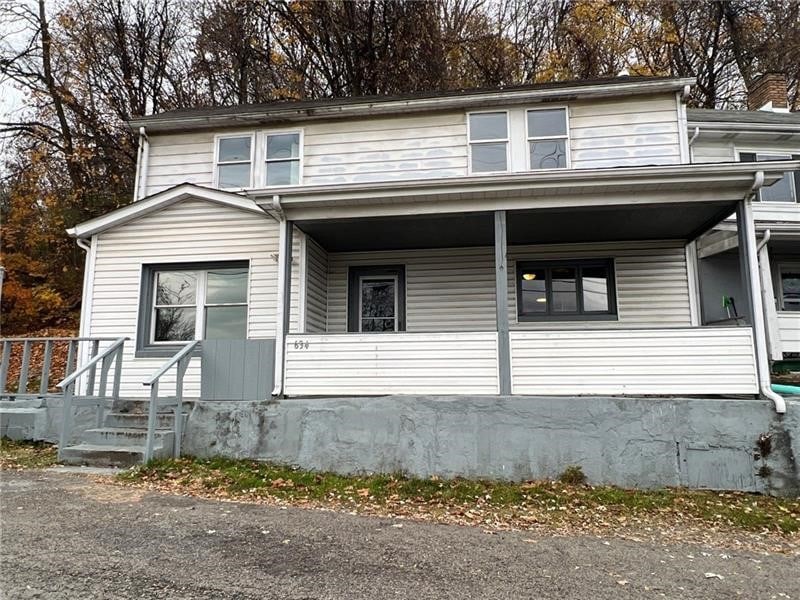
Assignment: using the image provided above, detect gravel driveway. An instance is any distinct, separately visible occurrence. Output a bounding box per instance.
[1,470,797,599]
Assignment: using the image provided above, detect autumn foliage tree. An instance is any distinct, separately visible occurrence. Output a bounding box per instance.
[1,0,799,334]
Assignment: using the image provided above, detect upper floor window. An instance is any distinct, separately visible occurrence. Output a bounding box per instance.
[265,131,302,186]
[739,151,799,203]
[468,112,509,173]
[527,108,568,170]
[215,135,253,189]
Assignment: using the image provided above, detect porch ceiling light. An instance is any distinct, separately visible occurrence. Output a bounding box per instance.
[522,273,537,280]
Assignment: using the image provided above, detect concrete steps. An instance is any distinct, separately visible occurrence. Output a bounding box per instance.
[59,397,187,468]
[0,398,47,440]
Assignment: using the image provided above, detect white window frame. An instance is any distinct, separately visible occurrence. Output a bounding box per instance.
[735,147,798,203]
[150,267,250,344]
[262,128,304,187]
[467,110,510,175]
[777,262,800,312]
[526,106,570,171]
[357,274,399,332]
[213,133,255,190]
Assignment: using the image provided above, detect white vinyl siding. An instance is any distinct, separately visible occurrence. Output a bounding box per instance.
[305,237,328,333]
[87,198,289,398]
[690,139,736,164]
[510,327,758,395]
[145,132,216,195]
[284,332,499,395]
[325,241,692,332]
[777,313,800,354]
[568,95,681,169]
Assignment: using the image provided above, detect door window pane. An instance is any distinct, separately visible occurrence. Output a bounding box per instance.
[361,318,396,332]
[361,280,395,317]
[266,160,300,186]
[267,133,300,159]
[469,112,507,140]
[551,267,577,312]
[218,163,251,188]
[530,140,567,169]
[582,266,610,312]
[156,272,196,305]
[218,137,251,162]
[154,307,196,341]
[782,270,800,311]
[205,306,247,339]
[527,109,567,137]
[520,268,547,313]
[471,143,508,173]
[206,268,248,304]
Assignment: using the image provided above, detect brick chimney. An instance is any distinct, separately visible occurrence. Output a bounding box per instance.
[747,73,789,112]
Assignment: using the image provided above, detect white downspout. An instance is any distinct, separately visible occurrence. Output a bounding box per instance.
[134,126,149,201]
[272,195,289,397]
[741,174,786,413]
[756,230,783,361]
[687,126,700,164]
[76,236,96,395]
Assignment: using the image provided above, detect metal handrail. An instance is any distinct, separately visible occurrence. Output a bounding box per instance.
[142,341,199,462]
[1,336,120,343]
[57,338,127,389]
[57,337,128,461]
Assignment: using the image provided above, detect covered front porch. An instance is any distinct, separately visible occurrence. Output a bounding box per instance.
[266,174,772,400]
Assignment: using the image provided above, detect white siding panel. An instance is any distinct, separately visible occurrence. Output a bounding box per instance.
[690,140,735,164]
[284,332,499,395]
[89,198,279,398]
[326,241,692,333]
[145,132,216,195]
[569,96,681,169]
[511,327,758,395]
[305,237,328,332]
[778,312,800,354]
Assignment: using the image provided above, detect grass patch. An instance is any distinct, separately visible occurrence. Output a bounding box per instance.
[0,438,59,470]
[118,456,800,536]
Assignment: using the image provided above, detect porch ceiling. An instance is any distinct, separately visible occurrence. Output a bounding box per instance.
[298,200,737,252]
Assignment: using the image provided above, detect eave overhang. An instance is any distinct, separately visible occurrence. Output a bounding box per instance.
[687,120,800,142]
[129,78,696,134]
[67,183,270,239]
[248,161,800,220]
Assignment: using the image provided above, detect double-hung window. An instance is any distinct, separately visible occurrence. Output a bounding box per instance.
[139,262,249,355]
[468,112,509,173]
[215,135,253,189]
[739,152,799,203]
[516,259,616,320]
[527,108,568,170]
[265,131,301,186]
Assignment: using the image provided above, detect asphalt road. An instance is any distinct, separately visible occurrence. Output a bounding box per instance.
[1,470,797,600]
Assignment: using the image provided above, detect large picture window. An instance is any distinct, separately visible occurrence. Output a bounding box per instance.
[347,266,406,332]
[516,259,616,320]
[138,262,249,356]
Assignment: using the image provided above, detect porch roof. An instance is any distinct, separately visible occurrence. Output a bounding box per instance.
[251,161,800,222]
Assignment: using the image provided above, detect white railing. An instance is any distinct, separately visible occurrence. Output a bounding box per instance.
[284,332,499,396]
[510,327,758,396]
[777,313,800,355]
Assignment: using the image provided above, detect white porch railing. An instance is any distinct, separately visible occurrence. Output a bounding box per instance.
[510,327,758,396]
[777,313,800,355]
[284,332,499,396]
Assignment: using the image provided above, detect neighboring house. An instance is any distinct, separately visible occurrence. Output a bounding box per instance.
[2,74,799,492]
[689,74,799,360]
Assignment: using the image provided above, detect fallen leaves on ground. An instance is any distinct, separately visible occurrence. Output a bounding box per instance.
[0,439,59,470]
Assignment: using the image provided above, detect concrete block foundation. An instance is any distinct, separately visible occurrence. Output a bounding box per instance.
[183,396,800,496]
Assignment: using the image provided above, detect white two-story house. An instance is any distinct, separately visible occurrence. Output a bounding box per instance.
[3,75,799,488]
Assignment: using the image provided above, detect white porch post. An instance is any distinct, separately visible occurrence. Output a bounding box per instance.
[736,199,784,411]
[494,210,511,395]
[272,218,293,397]
[757,237,783,361]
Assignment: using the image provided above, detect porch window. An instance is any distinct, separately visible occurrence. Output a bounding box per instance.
[215,135,253,189]
[739,152,799,203]
[347,266,406,332]
[527,108,568,170]
[780,267,800,311]
[138,262,249,357]
[265,131,302,186]
[516,259,617,320]
[468,112,509,173]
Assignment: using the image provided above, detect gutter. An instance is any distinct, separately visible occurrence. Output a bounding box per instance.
[741,174,786,414]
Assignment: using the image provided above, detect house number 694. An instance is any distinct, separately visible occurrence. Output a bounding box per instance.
[293,340,310,350]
